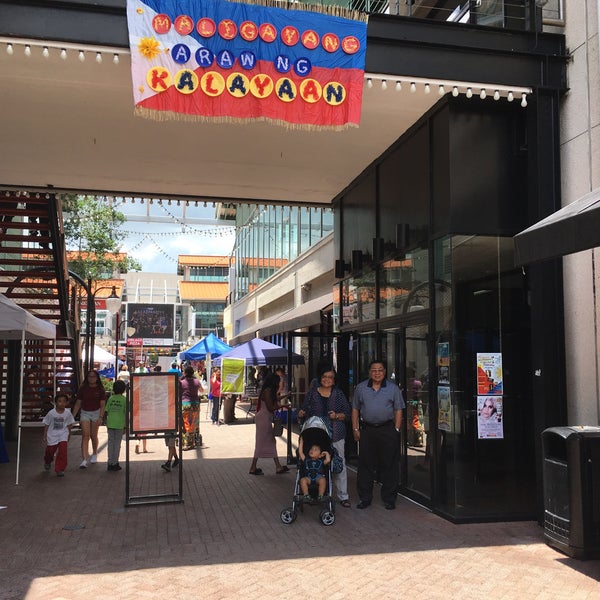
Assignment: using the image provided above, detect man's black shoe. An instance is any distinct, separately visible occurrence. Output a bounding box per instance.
[356,501,371,509]
[384,503,396,510]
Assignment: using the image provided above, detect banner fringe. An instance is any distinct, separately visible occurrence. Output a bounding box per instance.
[225,0,368,23]
[134,106,358,132]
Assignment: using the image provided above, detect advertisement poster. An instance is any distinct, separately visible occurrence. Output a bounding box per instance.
[437,342,450,384]
[477,396,504,439]
[131,373,177,433]
[476,352,503,395]
[437,386,452,432]
[221,357,245,394]
[126,303,175,346]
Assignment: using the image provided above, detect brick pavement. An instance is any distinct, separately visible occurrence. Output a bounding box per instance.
[1,403,599,600]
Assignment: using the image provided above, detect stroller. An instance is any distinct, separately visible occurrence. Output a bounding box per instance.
[280,416,341,527]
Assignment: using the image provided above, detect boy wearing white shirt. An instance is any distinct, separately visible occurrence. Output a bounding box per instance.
[42,393,75,477]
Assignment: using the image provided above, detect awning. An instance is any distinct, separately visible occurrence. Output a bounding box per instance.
[230,293,333,346]
[514,187,600,265]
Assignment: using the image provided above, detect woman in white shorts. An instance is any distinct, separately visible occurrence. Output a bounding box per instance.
[72,369,107,468]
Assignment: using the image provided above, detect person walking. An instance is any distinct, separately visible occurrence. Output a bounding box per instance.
[210,368,222,425]
[248,371,289,475]
[298,365,352,508]
[180,365,201,450]
[42,393,75,477]
[105,379,127,471]
[351,360,404,510]
[72,369,107,469]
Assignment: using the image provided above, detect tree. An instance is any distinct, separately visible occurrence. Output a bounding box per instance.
[62,195,141,280]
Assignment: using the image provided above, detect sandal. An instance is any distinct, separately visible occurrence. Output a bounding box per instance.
[276,466,290,474]
[340,499,351,508]
[249,468,263,475]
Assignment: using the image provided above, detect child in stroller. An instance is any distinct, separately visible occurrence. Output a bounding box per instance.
[280,416,339,526]
[299,442,331,502]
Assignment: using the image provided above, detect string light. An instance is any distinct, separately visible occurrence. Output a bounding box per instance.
[42,47,49,58]
[113,54,119,65]
[521,93,528,108]
[466,88,473,98]
[24,45,31,57]
[438,85,445,95]
[480,89,486,99]
[507,91,514,102]
[78,50,85,62]
[95,52,102,63]
[494,90,500,100]
[424,83,430,94]
[395,81,402,92]
[6,43,13,55]
[381,79,387,90]
[366,78,373,89]
[452,86,459,97]
[60,49,67,60]
[410,82,416,93]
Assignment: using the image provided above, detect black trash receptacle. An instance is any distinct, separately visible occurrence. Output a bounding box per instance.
[541,426,600,559]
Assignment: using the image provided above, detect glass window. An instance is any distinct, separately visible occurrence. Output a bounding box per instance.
[340,269,376,326]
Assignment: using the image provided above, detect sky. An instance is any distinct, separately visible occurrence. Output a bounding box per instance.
[115,200,236,274]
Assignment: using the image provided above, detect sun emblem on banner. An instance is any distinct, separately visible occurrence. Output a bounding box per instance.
[138,37,162,60]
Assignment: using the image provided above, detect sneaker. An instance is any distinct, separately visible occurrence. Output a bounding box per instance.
[57,471,65,477]
[172,458,180,468]
[44,463,51,471]
[90,454,98,464]
[303,494,312,502]
[79,460,88,469]
[113,464,122,471]
[107,464,114,471]
[161,462,171,472]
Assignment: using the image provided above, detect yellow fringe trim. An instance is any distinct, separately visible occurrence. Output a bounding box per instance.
[134,105,358,131]
[225,0,368,23]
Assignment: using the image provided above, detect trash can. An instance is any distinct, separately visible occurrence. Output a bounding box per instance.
[541,426,600,559]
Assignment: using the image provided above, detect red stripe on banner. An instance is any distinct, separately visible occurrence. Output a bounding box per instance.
[137,61,363,127]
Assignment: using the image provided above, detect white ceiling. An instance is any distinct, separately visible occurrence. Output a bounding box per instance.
[0,45,439,205]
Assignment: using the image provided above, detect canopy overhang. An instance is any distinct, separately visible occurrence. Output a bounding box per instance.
[514,187,600,265]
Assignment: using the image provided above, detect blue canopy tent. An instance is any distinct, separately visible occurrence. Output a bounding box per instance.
[214,338,304,366]
[179,332,232,361]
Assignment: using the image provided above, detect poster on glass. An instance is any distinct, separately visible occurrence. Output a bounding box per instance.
[477,396,504,439]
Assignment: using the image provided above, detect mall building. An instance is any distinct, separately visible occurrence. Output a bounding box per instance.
[3,1,600,525]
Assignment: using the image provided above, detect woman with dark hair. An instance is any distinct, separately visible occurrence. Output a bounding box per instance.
[298,365,352,507]
[180,365,201,450]
[248,371,289,475]
[72,369,107,469]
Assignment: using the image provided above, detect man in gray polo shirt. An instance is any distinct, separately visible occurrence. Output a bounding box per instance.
[351,360,405,510]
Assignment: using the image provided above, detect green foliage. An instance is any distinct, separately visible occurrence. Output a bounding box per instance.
[62,195,142,280]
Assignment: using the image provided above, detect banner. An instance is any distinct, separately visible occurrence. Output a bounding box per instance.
[126,0,367,130]
[221,357,245,394]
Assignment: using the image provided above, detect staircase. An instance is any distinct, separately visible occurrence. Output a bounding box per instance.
[0,192,83,434]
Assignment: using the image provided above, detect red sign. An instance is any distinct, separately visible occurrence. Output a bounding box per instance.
[127,338,144,347]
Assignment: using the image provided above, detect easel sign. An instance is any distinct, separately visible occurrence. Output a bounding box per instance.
[131,372,178,434]
[126,372,182,506]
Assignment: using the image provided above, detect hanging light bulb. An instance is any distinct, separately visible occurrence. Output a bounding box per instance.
[521,93,528,108]
[493,90,500,101]
[381,79,387,91]
[96,52,102,63]
[60,48,67,60]
[24,45,31,57]
[424,83,430,94]
[438,84,445,96]
[113,54,119,65]
[480,89,486,99]
[452,86,459,97]
[466,87,473,98]
[203,201,208,207]
[42,47,49,58]
[6,43,13,55]
[410,82,416,93]
[366,78,373,89]
[395,81,402,92]
[78,50,85,62]
[507,91,514,102]
[149,198,154,205]
[168,199,172,205]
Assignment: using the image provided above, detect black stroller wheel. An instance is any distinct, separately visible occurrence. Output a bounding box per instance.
[280,508,297,524]
[319,510,335,526]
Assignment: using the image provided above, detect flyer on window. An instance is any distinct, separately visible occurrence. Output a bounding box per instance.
[438,342,450,384]
[476,352,503,395]
[437,386,452,432]
[477,395,504,439]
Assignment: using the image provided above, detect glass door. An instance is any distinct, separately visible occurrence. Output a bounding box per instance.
[404,323,431,502]
[383,322,431,503]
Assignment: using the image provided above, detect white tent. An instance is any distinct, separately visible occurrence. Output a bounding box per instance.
[0,294,56,484]
[82,345,116,365]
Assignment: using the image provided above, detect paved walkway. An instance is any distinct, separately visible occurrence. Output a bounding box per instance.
[1,404,599,600]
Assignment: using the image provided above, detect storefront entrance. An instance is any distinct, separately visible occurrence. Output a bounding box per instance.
[382,322,431,504]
